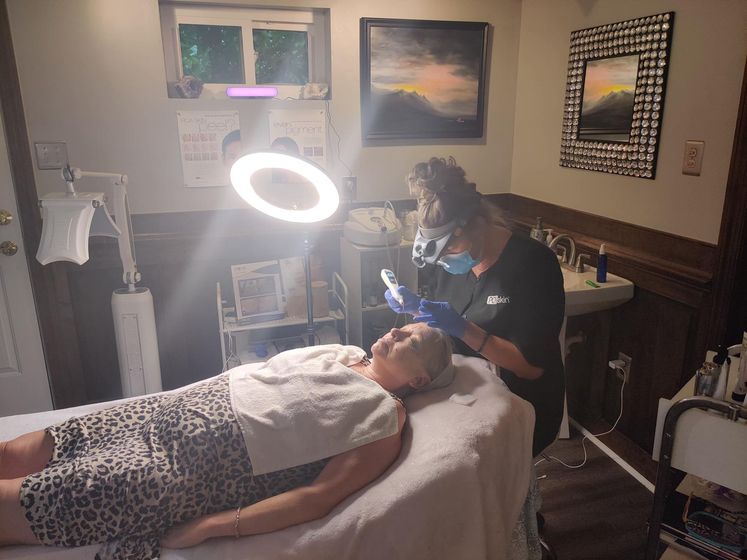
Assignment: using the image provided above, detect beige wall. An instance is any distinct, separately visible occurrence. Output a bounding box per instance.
[9,1,746,241]
[510,0,746,243]
[7,0,521,214]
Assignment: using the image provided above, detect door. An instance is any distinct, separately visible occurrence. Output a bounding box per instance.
[0,110,52,416]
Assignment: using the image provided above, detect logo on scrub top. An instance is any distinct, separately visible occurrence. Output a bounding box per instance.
[486,295,510,304]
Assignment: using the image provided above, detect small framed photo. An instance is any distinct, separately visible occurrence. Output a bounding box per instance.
[231,261,284,323]
[360,17,489,142]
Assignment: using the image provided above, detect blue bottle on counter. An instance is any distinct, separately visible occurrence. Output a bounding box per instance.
[596,244,607,283]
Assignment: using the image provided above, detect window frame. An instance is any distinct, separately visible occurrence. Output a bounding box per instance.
[160,4,322,99]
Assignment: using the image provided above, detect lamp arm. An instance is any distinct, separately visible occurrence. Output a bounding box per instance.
[66,167,140,290]
[110,176,140,290]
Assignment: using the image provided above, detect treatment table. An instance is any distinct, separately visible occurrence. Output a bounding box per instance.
[0,354,537,560]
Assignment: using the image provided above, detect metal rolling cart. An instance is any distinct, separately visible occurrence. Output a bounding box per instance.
[217,272,348,368]
[647,353,747,560]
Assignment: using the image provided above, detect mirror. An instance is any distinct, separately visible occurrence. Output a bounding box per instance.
[559,12,674,180]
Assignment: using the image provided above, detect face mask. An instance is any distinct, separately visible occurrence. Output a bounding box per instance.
[437,251,479,275]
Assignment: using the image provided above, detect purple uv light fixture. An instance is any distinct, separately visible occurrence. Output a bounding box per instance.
[226,86,278,98]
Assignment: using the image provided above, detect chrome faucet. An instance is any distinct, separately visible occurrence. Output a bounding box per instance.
[548,233,593,272]
[548,234,576,268]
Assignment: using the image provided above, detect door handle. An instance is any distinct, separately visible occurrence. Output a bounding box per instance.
[0,241,18,256]
[0,210,12,226]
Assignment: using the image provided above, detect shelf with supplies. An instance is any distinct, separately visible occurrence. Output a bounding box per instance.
[648,351,747,560]
[340,237,418,350]
[217,272,348,368]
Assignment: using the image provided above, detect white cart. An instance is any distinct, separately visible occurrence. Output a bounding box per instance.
[217,272,348,367]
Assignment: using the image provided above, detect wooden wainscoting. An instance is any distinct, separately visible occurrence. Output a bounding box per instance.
[493,193,716,453]
[29,195,716,455]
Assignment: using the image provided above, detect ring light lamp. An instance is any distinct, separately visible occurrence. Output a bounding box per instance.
[230,150,340,347]
[230,151,339,223]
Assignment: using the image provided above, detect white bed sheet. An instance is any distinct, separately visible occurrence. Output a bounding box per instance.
[0,354,535,560]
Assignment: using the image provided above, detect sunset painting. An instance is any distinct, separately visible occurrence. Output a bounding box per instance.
[361,19,488,140]
[578,54,640,142]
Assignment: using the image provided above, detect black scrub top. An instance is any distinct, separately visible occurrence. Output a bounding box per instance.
[432,234,565,456]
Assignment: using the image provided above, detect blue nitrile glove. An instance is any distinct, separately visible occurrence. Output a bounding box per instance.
[384,286,422,315]
[413,300,468,338]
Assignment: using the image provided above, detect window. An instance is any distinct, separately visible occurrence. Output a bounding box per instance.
[252,28,309,85]
[179,23,245,84]
[160,3,330,98]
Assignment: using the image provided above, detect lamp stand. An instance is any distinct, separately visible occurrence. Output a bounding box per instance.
[303,232,315,347]
[228,150,339,349]
[38,166,163,399]
[112,287,162,396]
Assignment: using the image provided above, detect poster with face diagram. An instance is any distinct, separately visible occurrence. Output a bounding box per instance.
[267,109,326,167]
[177,111,241,187]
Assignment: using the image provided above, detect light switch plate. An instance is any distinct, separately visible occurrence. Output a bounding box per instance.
[34,142,68,170]
[682,140,705,176]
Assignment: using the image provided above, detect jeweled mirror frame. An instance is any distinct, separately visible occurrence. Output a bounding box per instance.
[560,12,674,179]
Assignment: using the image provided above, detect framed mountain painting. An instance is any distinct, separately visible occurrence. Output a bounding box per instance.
[360,18,489,142]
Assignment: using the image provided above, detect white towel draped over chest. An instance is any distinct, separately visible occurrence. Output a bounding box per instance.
[229,345,399,476]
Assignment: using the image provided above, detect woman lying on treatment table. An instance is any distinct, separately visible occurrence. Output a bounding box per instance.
[0,323,453,560]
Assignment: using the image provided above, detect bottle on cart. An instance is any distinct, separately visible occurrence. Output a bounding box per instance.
[731,329,747,403]
[694,362,719,397]
[711,345,731,401]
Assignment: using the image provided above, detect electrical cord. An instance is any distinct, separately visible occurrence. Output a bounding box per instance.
[324,99,353,175]
[542,367,627,469]
[382,200,399,275]
[223,335,240,372]
[381,200,409,329]
[223,354,239,372]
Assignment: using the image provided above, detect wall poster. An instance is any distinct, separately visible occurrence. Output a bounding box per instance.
[177,110,241,187]
[267,109,326,168]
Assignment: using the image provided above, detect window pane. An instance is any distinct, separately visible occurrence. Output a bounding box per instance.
[252,29,309,85]
[179,24,244,84]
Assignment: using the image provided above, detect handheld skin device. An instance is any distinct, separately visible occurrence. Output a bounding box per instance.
[381,269,403,305]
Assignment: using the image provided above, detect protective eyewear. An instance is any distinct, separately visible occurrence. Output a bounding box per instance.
[411,220,458,268]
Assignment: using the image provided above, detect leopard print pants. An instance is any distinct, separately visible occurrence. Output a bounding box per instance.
[20,373,329,560]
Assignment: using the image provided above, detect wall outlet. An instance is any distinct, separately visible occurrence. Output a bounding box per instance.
[34,142,68,170]
[617,352,632,382]
[341,176,357,201]
[682,140,705,176]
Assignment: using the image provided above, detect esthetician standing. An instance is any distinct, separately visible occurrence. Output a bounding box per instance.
[385,157,565,457]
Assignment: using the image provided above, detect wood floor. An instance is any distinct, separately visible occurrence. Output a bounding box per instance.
[536,431,655,560]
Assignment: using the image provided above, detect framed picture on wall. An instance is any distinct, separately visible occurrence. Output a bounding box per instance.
[360,18,489,142]
[559,12,674,179]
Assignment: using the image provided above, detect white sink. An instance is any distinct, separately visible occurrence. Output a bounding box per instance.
[561,266,634,316]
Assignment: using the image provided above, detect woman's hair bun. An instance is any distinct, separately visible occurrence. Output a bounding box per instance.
[408,157,508,231]
[407,157,474,198]
[407,157,481,229]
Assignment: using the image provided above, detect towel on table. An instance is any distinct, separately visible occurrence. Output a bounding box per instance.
[229,344,398,475]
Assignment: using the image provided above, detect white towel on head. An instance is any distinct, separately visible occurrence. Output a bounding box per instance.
[229,344,399,475]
